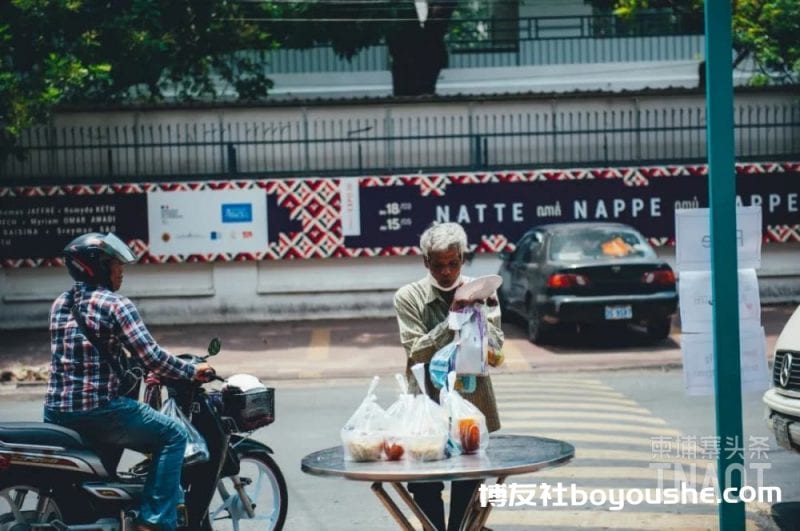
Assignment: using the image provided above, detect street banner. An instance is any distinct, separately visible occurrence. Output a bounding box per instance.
[146,189,268,256]
[678,269,761,333]
[1,161,798,267]
[681,325,770,396]
[674,206,763,271]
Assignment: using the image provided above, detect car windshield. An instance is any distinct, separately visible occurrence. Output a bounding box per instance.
[549,227,656,262]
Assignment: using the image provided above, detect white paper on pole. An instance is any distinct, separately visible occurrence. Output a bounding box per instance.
[339,178,361,237]
[674,206,762,271]
[147,189,268,255]
[681,325,770,396]
[678,269,761,333]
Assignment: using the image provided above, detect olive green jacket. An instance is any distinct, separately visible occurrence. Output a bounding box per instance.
[393,276,504,432]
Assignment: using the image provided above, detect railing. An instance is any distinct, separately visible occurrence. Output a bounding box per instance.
[248,13,705,74]
[3,102,797,183]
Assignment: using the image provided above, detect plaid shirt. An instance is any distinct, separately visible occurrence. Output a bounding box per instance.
[46,282,196,412]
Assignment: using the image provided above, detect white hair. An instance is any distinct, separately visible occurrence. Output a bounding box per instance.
[419,222,468,258]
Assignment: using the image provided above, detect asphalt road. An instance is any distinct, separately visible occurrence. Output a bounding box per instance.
[2,369,797,530]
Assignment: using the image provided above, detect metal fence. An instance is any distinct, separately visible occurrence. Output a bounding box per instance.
[3,101,798,183]
[249,14,704,74]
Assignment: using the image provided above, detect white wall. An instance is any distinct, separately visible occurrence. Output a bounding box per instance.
[2,246,799,329]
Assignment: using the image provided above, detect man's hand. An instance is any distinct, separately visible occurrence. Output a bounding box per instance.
[193,362,216,382]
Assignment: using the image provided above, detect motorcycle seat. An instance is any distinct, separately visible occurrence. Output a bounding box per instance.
[0,422,88,450]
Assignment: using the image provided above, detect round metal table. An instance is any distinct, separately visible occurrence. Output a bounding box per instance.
[301,434,575,531]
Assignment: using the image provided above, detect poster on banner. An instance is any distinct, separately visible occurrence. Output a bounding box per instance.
[339,178,361,237]
[674,206,762,271]
[678,269,761,333]
[147,189,268,256]
[681,325,770,396]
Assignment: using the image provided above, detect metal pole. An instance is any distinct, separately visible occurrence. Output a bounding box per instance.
[704,0,745,529]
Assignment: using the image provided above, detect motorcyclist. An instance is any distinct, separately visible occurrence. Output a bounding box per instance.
[43,232,214,531]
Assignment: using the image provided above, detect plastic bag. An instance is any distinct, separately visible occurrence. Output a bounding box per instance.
[382,374,414,461]
[440,373,489,456]
[160,398,210,466]
[340,376,388,462]
[449,304,489,376]
[430,342,477,393]
[404,364,449,462]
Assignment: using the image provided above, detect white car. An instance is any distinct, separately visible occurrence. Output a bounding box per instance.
[764,305,800,452]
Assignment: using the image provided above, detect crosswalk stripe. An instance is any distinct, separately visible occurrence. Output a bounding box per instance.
[484,510,758,530]
[496,386,627,398]
[495,377,612,389]
[574,449,715,469]
[501,421,681,437]
[498,402,654,415]
[496,372,606,383]
[514,431,654,446]
[496,395,639,408]
[499,410,667,425]
[529,466,707,481]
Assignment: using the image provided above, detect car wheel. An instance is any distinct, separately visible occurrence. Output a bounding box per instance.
[646,317,672,342]
[527,303,548,345]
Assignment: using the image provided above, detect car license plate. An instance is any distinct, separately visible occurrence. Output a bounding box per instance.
[605,305,633,320]
[773,416,794,451]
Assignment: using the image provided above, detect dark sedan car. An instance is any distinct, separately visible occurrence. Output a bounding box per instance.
[497,222,678,344]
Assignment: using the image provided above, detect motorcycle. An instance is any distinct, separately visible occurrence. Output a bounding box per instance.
[0,338,288,530]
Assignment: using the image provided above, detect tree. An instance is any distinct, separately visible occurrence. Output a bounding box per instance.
[0,0,291,162]
[277,1,465,97]
[601,0,800,86]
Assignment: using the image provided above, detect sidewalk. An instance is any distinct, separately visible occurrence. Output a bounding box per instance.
[2,304,796,383]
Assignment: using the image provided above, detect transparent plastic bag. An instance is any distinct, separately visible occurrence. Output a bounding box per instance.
[160,397,210,466]
[449,304,489,376]
[440,372,489,456]
[404,364,449,462]
[382,374,414,461]
[340,376,389,462]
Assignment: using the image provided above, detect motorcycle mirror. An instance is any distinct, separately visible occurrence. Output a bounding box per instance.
[207,337,221,357]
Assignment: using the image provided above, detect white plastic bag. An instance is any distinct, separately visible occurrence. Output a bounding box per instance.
[383,374,414,461]
[340,376,388,462]
[404,364,449,462]
[160,398,210,465]
[449,304,489,376]
[440,372,489,455]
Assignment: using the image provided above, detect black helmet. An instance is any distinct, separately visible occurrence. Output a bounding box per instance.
[63,232,137,287]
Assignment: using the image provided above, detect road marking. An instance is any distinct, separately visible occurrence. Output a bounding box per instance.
[517,431,654,446]
[495,385,628,398]
[574,448,715,469]
[502,420,681,437]
[498,402,654,415]
[527,466,708,481]
[499,410,667,425]
[495,376,613,389]
[495,392,642,407]
[306,328,330,361]
[485,510,759,530]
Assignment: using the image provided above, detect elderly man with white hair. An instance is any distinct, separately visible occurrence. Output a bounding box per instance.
[393,221,504,531]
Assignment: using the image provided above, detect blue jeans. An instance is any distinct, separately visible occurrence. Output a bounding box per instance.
[44,397,188,530]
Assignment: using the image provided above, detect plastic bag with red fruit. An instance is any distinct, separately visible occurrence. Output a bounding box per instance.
[440,372,489,456]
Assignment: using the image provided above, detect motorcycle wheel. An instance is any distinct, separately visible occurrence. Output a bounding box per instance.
[0,482,65,529]
[209,450,288,531]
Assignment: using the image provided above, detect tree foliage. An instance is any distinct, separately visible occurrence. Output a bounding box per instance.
[606,0,800,83]
[0,0,290,161]
[277,0,468,96]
